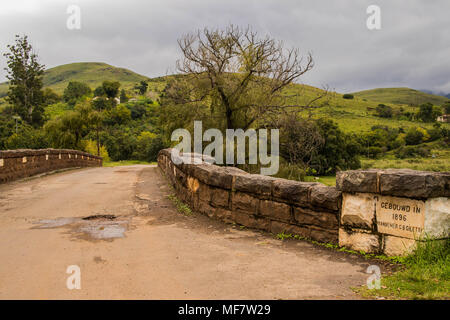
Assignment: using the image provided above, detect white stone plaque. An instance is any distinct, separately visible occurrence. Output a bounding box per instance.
[376,195,425,239]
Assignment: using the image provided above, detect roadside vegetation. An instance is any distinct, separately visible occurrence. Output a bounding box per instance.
[274,231,449,299]
[103,160,155,167]
[356,238,450,300]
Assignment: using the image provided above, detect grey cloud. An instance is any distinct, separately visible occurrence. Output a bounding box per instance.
[0,0,449,93]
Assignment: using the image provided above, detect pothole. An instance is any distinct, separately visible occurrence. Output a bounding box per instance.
[82,214,116,221]
[33,217,78,229]
[77,220,127,240]
[32,215,128,241]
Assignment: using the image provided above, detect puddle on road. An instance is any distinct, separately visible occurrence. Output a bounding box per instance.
[33,217,78,228]
[77,220,127,239]
[32,215,129,241]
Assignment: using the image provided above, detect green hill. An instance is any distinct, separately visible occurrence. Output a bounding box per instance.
[1,62,449,137]
[352,87,448,106]
[0,62,150,97]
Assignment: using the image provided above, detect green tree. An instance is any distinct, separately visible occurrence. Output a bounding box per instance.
[102,81,120,99]
[416,103,441,123]
[63,81,91,106]
[43,88,61,106]
[343,94,354,99]
[135,81,148,95]
[119,89,129,103]
[106,105,131,125]
[133,131,165,162]
[375,104,393,118]
[405,127,424,145]
[94,85,106,97]
[3,35,45,126]
[442,101,450,114]
[44,103,92,149]
[309,118,360,174]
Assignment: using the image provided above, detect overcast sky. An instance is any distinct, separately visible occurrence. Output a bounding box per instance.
[0,0,449,93]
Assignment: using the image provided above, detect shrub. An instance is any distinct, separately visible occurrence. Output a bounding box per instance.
[395,146,430,159]
[343,94,354,99]
[309,118,361,175]
[405,127,424,145]
[83,139,110,161]
[375,104,393,118]
[63,81,91,106]
[133,131,165,162]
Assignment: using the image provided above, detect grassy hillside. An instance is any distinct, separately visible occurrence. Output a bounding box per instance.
[1,62,449,136]
[282,84,449,134]
[0,62,448,172]
[0,62,151,97]
[352,87,449,106]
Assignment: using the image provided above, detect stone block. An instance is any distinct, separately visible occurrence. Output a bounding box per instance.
[341,193,375,229]
[424,197,450,238]
[197,200,214,216]
[208,166,247,189]
[234,174,274,196]
[294,207,338,229]
[273,180,318,206]
[338,228,380,253]
[233,211,270,231]
[232,192,259,213]
[383,235,416,256]
[214,207,233,223]
[210,187,230,208]
[310,185,341,211]
[197,182,212,202]
[310,227,338,243]
[379,169,450,198]
[259,200,291,222]
[336,170,378,193]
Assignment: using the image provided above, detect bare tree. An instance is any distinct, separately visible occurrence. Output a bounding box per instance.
[174,24,315,130]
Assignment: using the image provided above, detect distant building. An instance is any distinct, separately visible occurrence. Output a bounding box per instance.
[92,96,121,104]
[437,114,450,123]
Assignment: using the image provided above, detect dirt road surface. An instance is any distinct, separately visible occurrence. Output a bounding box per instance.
[0,166,376,299]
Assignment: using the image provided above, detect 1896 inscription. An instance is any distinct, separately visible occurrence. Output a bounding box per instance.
[376,196,425,239]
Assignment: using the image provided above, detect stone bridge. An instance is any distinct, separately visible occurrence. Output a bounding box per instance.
[0,148,448,299]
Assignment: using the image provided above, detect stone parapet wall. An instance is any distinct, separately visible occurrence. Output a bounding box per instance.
[159,149,449,256]
[0,148,102,183]
[158,149,341,243]
[337,169,449,256]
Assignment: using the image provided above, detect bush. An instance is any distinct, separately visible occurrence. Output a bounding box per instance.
[4,124,48,149]
[342,94,354,99]
[133,131,166,162]
[395,146,430,159]
[101,128,137,161]
[105,105,131,125]
[63,81,91,106]
[126,102,147,119]
[367,146,383,159]
[83,139,110,161]
[375,104,393,118]
[309,118,361,175]
[416,103,442,122]
[405,127,424,145]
